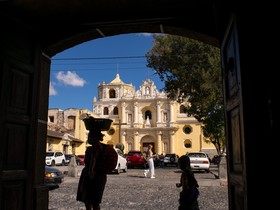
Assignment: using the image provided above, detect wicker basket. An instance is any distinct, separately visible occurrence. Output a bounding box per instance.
[83,117,113,131]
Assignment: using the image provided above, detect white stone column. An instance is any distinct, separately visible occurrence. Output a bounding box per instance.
[156,101,161,123]
[121,102,126,124]
[116,87,120,98]
[104,88,108,99]
[169,101,174,126]
[133,131,139,150]
[133,102,138,124]
[169,130,175,153]
[157,131,162,154]
[109,105,113,115]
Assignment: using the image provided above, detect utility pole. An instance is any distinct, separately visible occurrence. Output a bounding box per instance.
[113,119,127,143]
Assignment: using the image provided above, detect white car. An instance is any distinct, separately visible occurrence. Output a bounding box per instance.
[113,148,128,174]
[45,151,66,166]
[186,152,210,173]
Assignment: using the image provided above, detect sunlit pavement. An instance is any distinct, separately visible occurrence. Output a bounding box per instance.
[49,166,228,210]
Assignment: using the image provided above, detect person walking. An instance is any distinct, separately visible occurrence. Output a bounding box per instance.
[159,153,165,167]
[144,144,155,179]
[76,129,107,210]
[176,155,200,210]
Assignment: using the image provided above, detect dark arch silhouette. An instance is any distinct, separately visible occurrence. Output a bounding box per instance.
[113,107,118,115]
[145,110,152,120]
[0,2,275,210]
[103,107,109,115]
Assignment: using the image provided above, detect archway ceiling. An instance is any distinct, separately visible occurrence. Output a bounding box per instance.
[2,0,224,56]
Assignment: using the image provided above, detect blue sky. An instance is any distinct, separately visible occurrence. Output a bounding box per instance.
[49,33,164,111]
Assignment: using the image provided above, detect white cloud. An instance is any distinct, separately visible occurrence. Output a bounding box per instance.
[138,33,153,37]
[137,33,163,37]
[56,71,86,87]
[49,82,57,96]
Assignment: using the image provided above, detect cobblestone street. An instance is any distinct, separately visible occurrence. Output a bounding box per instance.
[49,167,228,210]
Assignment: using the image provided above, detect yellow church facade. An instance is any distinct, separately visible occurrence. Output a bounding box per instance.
[47,74,216,157]
[92,74,216,156]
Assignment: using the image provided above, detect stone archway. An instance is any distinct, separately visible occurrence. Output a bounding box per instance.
[1,2,275,210]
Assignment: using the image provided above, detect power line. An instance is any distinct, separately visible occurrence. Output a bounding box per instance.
[51,66,152,72]
[52,55,146,61]
[51,61,146,66]
[51,56,149,72]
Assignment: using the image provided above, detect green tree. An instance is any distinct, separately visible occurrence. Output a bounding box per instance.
[146,34,225,154]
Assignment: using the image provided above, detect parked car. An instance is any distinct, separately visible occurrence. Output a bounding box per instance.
[45,166,64,190]
[65,154,82,165]
[45,151,66,166]
[163,153,179,166]
[112,148,128,174]
[186,152,210,173]
[126,150,147,168]
[77,155,85,165]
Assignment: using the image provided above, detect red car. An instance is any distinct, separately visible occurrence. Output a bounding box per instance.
[126,151,147,168]
[77,155,85,165]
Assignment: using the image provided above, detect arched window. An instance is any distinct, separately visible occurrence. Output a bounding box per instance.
[103,107,109,115]
[109,89,116,98]
[184,139,192,148]
[67,116,75,129]
[180,105,186,113]
[145,110,152,120]
[49,116,54,123]
[113,107,118,115]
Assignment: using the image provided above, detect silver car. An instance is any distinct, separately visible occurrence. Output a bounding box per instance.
[187,152,210,173]
[113,148,128,174]
[163,153,179,167]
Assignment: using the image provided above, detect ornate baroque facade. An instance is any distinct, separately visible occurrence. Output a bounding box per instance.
[92,74,216,156]
[47,74,216,157]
